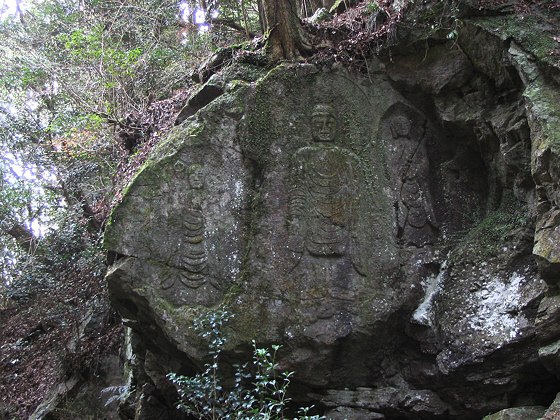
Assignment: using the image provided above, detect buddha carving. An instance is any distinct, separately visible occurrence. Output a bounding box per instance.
[162,163,208,289]
[289,105,366,277]
[179,164,208,288]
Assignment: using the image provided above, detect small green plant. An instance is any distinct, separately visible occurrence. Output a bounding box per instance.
[101,385,131,408]
[329,0,345,14]
[365,1,380,14]
[416,0,462,39]
[167,309,323,420]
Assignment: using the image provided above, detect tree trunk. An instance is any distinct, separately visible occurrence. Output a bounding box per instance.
[257,0,267,33]
[261,0,312,61]
[5,223,37,254]
[299,0,323,18]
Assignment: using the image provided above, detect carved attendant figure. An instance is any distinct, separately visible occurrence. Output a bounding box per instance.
[389,113,436,246]
[289,104,366,276]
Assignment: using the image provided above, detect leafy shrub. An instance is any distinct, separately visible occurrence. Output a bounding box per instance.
[168,309,323,420]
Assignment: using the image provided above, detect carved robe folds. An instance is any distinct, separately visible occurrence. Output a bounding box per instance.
[289,144,366,277]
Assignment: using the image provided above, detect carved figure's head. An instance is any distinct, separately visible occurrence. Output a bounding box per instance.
[390,115,411,138]
[188,164,204,189]
[311,104,337,143]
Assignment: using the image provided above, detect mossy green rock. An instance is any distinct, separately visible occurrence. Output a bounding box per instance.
[105,64,408,382]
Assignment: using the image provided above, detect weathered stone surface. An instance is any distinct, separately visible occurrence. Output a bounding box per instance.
[325,406,385,419]
[536,295,560,344]
[104,16,560,418]
[386,45,473,94]
[29,377,81,420]
[317,387,451,417]
[539,339,560,374]
[176,62,267,125]
[542,392,560,419]
[534,209,560,279]
[506,42,560,281]
[482,406,547,420]
[108,64,408,386]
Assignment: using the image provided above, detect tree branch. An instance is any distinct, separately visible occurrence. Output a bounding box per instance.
[5,223,37,254]
[178,18,259,38]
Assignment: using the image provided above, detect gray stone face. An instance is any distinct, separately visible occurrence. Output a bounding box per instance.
[230,72,405,386]
[104,21,560,418]
[106,106,250,310]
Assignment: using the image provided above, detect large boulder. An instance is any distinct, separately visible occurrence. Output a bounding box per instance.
[104,19,560,419]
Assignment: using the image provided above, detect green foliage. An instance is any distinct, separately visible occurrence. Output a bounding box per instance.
[329,0,345,14]
[0,0,263,305]
[0,0,261,132]
[450,193,529,264]
[0,0,176,300]
[411,0,462,40]
[365,1,381,14]
[59,27,143,79]
[465,204,526,247]
[101,385,132,408]
[168,309,323,420]
[3,210,106,300]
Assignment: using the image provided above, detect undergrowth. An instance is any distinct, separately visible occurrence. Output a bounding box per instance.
[168,309,323,420]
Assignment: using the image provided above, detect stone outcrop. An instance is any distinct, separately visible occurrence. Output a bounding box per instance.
[104,10,560,419]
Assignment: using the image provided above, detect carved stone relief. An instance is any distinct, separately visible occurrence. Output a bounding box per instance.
[179,164,208,288]
[288,104,367,292]
[385,109,437,247]
[161,163,208,289]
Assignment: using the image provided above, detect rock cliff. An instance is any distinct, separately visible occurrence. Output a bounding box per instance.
[104,4,560,418]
